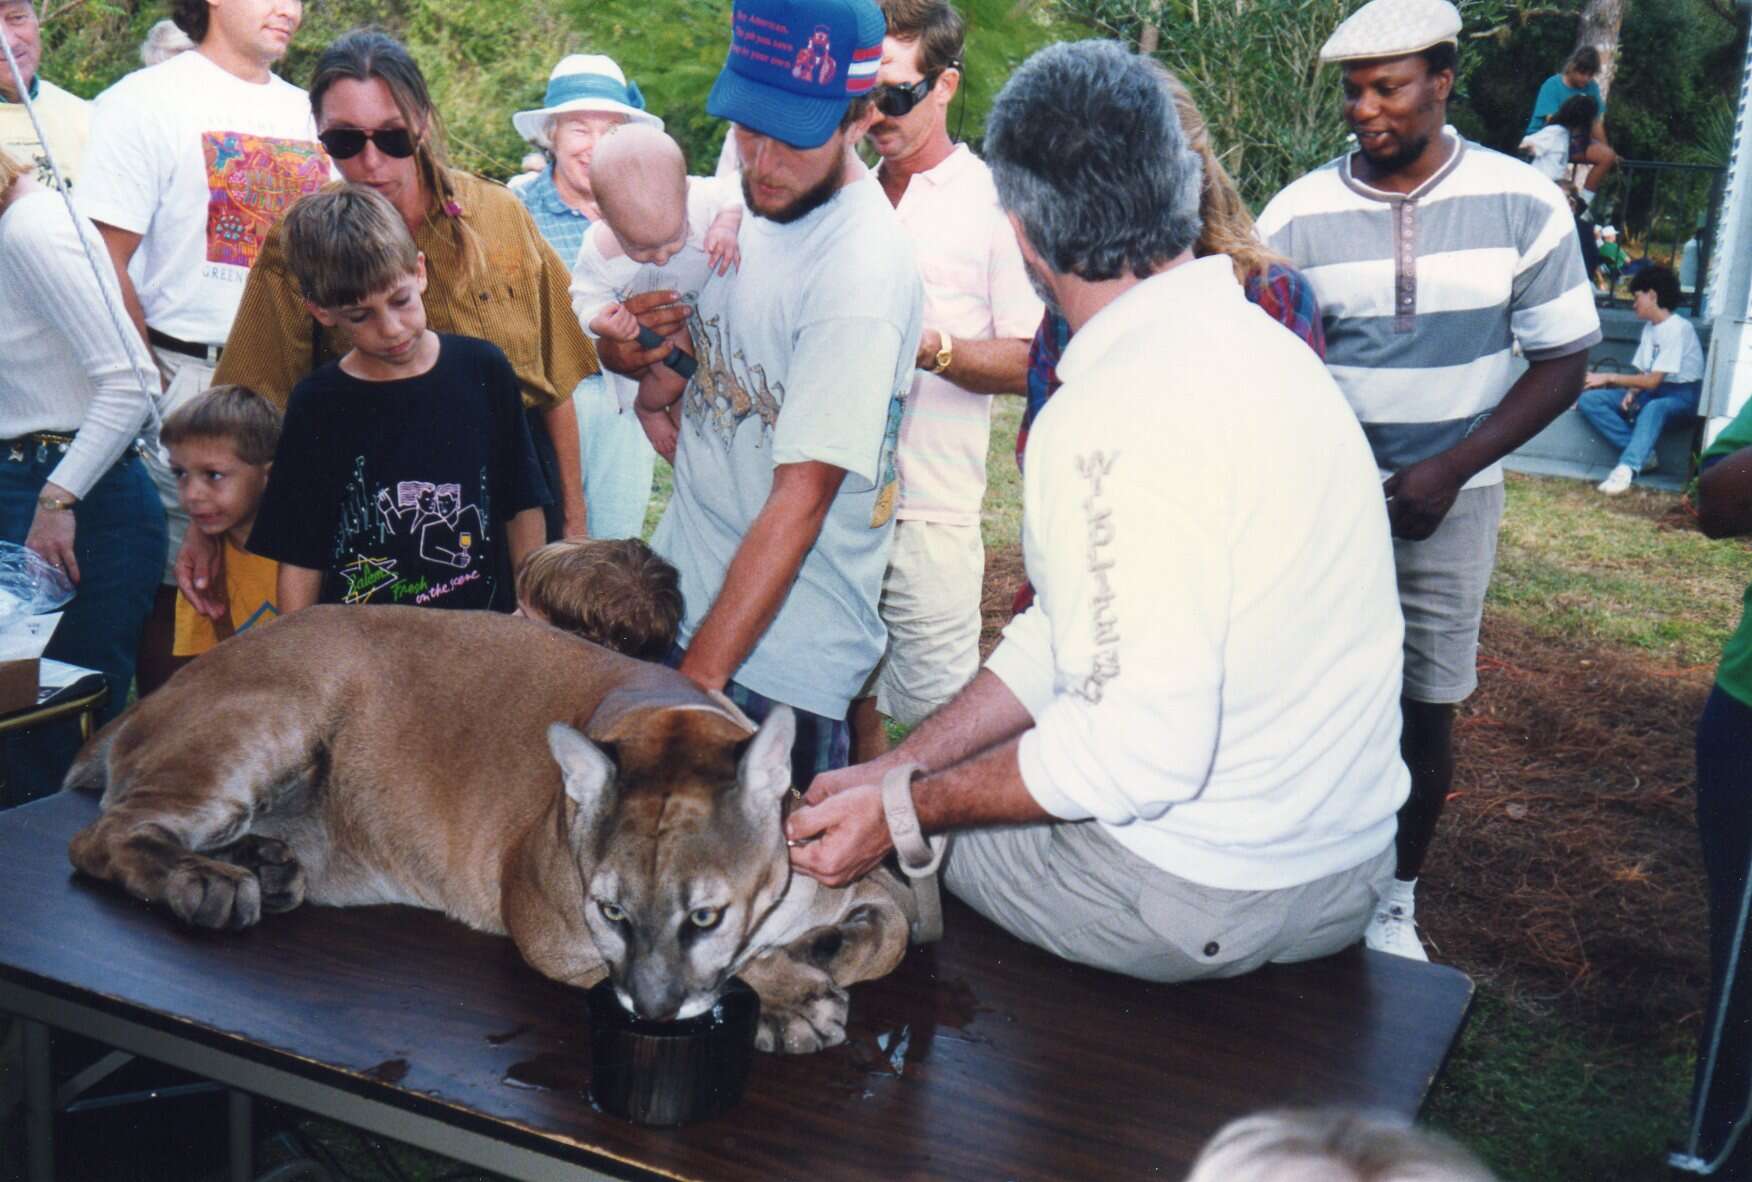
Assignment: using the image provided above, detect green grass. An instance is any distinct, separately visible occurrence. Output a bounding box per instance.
[1490,475,1749,667]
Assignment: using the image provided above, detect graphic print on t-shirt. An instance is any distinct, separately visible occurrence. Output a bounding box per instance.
[202,132,329,269]
[332,461,495,607]
[683,309,783,447]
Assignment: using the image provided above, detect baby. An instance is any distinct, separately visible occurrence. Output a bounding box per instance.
[515,537,684,662]
[570,124,744,461]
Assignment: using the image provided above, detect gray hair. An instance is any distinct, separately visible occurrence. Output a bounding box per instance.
[139,19,195,68]
[984,39,1202,282]
[1183,1109,1499,1182]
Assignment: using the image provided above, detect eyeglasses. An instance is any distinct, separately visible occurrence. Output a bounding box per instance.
[873,74,937,119]
[317,127,418,161]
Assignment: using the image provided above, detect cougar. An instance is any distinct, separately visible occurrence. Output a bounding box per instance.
[65,606,909,1053]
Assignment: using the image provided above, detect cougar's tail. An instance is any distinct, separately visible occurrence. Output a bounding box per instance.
[62,716,122,795]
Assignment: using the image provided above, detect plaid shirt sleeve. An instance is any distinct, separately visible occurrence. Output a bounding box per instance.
[1244,261,1326,360]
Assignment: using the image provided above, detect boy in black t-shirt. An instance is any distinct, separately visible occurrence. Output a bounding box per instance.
[249,186,550,614]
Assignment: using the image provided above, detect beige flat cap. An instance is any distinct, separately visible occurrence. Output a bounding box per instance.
[1319,0,1462,64]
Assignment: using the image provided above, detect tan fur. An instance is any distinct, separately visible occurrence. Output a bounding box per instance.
[65,606,908,1053]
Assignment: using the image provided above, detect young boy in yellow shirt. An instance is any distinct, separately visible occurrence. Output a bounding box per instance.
[162,385,281,657]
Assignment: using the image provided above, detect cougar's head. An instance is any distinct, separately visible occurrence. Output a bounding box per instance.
[546,705,795,1022]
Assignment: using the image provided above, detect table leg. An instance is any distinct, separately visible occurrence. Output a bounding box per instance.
[22,1019,51,1182]
[229,1088,253,1182]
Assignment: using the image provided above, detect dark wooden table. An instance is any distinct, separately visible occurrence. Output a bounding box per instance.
[0,791,1473,1181]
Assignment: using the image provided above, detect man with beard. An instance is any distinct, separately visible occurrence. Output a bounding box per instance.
[626,0,923,791]
[785,40,1409,986]
[1256,0,1599,961]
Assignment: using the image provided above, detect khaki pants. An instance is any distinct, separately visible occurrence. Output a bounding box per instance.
[943,819,1395,983]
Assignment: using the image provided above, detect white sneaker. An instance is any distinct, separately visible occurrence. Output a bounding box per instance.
[1365,883,1429,962]
[1597,464,1634,495]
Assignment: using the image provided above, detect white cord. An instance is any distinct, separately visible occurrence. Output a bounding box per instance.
[1,29,164,436]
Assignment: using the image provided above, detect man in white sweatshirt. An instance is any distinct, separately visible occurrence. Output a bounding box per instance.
[787,39,1411,982]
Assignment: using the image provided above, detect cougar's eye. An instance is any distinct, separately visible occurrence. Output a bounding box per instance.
[689,907,722,930]
[598,900,627,924]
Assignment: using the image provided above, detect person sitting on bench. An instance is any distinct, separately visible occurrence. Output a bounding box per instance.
[785,39,1409,984]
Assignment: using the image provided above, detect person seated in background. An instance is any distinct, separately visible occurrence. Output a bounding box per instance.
[1526,45,1616,211]
[1598,224,1627,288]
[1577,265,1704,495]
[1519,94,1597,185]
[1182,1109,1498,1182]
[161,385,281,659]
[570,123,742,472]
[246,185,550,615]
[515,537,683,662]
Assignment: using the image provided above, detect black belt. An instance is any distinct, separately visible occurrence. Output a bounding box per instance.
[147,327,223,364]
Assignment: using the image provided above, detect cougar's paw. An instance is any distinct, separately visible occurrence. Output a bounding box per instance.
[214,835,305,913]
[753,968,850,1055]
[165,857,262,930]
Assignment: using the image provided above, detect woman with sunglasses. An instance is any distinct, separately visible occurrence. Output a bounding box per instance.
[188,30,595,616]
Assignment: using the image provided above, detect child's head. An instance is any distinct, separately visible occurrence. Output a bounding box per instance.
[1550,94,1597,134]
[589,124,689,266]
[282,184,429,367]
[516,538,683,661]
[1183,1109,1497,1182]
[160,385,281,549]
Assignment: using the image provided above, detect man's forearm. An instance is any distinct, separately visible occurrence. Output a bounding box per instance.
[912,734,1052,832]
[1440,350,1590,480]
[679,462,843,691]
[937,336,1031,395]
[96,224,153,360]
[277,564,322,615]
[541,401,587,536]
[883,668,1035,778]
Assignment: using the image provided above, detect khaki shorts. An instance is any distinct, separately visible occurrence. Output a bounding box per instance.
[942,819,1395,983]
[1394,482,1505,705]
[143,347,215,584]
[866,519,983,728]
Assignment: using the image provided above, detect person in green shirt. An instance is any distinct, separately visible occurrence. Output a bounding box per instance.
[1679,396,1752,1180]
[1526,46,1616,209]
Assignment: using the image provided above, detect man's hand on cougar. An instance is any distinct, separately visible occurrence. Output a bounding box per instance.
[787,781,891,888]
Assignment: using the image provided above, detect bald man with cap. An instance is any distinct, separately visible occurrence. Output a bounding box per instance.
[1256,0,1600,960]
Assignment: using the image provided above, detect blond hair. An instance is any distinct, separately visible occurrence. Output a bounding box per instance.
[516,539,683,661]
[1156,68,1287,285]
[159,385,282,466]
[281,185,421,309]
[1184,1110,1498,1182]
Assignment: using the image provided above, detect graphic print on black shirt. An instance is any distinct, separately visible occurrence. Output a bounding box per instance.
[247,334,549,615]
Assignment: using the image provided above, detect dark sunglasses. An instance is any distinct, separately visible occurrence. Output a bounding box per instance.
[873,74,937,118]
[317,127,418,161]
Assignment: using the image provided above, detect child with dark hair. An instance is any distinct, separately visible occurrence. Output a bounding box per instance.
[248,185,551,614]
[515,538,683,661]
[1578,265,1704,494]
[161,384,281,656]
[1519,94,1598,184]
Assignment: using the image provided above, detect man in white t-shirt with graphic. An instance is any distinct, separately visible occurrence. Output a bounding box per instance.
[79,0,327,691]
[1255,0,1600,961]
[628,0,922,793]
[1579,264,1705,495]
[845,0,1040,761]
[787,40,1408,985]
[0,0,88,190]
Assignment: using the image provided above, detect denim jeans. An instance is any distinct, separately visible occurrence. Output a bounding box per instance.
[574,374,657,541]
[1576,380,1702,473]
[1687,686,1752,1178]
[0,444,166,806]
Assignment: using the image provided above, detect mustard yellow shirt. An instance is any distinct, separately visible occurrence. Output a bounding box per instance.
[172,538,280,657]
[214,169,596,410]
[0,78,89,192]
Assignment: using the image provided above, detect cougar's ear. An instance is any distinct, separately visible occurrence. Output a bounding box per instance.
[736,706,795,810]
[547,722,616,819]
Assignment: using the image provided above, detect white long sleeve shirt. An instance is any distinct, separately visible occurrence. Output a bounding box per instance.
[0,190,157,498]
[985,256,1410,890]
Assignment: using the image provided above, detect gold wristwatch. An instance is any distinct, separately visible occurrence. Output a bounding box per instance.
[928,332,954,375]
[36,494,75,512]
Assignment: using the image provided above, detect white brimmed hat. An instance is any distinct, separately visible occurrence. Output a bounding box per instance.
[513,55,663,145]
[1320,0,1462,65]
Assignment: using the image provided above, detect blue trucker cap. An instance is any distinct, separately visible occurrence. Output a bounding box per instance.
[706,0,886,149]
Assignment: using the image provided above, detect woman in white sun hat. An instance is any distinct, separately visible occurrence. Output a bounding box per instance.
[514,55,668,541]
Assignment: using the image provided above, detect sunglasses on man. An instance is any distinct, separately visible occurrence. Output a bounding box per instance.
[317,127,418,160]
[873,73,939,119]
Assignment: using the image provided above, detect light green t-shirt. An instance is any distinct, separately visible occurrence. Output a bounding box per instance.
[1703,399,1752,708]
